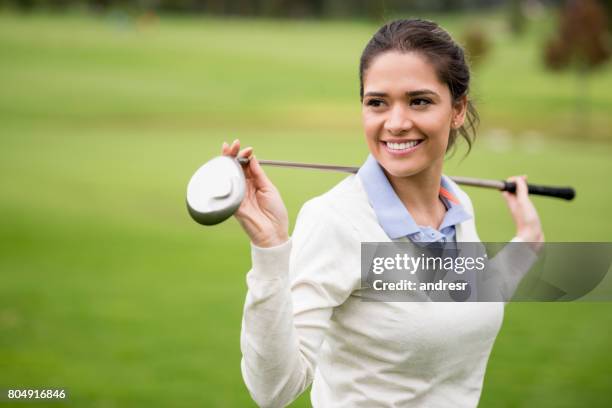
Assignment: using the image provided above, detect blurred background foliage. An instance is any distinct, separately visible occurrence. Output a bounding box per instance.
[1,0,612,22]
[1,0,611,407]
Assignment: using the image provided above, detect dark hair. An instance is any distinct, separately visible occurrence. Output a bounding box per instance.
[359,19,479,154]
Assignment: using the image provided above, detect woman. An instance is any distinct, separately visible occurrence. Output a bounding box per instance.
[222,19,544,407]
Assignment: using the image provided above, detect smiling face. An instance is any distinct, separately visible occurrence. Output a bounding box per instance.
[361,51,466,180]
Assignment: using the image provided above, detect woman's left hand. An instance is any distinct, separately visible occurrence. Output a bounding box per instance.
[502,175,545,253]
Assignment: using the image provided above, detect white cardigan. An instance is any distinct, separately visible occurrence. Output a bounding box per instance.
[240,174,536,408]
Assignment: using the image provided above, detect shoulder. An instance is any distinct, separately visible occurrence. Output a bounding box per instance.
[303,175,364,210]
[289,177,363,294]
[296,175,372,234]
[294,174,390,245]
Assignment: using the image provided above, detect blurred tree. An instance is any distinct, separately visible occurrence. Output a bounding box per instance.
[12,0,36,11]
[601,0,612,27]
[439,0,462,11]
[508,0,526,36]
[88,0,109,12]
[365,0,386,22]
[544,0,611,138]
[0,0,527,18]
[463,26,492,68]
[256,0,323,18]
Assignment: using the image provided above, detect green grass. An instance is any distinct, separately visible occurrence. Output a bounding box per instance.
[1,10,611,408]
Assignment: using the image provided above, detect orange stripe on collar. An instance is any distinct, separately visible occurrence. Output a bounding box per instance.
[439,187,460,205]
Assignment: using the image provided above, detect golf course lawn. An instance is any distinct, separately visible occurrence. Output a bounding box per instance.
[1,10,611,407]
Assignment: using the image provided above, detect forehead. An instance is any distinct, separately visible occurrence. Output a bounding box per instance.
[363,51,448,96]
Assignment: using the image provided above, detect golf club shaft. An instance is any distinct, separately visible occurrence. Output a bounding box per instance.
[237,157,575,200]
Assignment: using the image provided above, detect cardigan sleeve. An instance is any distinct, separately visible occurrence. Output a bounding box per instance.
[240,197,360,408]
[487,237,539,302]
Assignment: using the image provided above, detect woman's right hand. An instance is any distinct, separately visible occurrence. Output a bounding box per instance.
[502,175,545,253]
[222,139,289,248]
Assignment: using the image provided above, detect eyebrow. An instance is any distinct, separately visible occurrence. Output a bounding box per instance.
[364,89,440,98]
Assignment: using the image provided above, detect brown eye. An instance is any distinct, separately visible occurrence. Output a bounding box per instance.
[411,98,432,107]
[366,99,385,108]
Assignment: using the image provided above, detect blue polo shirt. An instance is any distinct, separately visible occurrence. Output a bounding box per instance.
[357,155,472,243]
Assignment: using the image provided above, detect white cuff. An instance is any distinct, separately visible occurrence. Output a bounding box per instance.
[509,236,539,270]
[249,238,293,281]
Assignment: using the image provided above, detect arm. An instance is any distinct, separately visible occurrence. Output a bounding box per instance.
[485,237,540,302]
[476,176,543,301]
[240,239,306,408]
[220,141,358,406]
[240,200,358,407]
[496,175,544,301]
[455,176,543,302]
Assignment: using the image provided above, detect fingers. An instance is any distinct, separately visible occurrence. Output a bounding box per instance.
[219,140,272,190]
[238,147,254,177]
[501,190,517,213]
[229,139,240,156]
[221,139,253,161]
[221,139,241,156]
[501,190,513,203]
[505,175,528,198]
[503,175,543,246]
[249,155,274,190]
[513,175,528,199]
[502,175,528,211]
[238,146,253,159]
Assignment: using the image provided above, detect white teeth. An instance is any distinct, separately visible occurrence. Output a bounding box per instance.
[386,140,421,150]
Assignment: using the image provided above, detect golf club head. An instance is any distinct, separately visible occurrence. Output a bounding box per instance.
[186,155,246,225]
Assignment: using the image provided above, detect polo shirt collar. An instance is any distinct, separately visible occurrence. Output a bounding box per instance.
[357,154,472,239]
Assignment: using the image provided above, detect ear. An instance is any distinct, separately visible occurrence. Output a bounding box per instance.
[451,95,468,129]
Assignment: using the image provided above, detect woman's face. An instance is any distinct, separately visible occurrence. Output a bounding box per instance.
[361,51,466,179]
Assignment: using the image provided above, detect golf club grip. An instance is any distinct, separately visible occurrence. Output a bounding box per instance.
[503,181,576,200]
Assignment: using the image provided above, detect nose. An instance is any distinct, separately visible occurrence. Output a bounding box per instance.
[384,104,413,135]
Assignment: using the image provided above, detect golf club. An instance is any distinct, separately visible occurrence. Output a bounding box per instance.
[186,155,575,226]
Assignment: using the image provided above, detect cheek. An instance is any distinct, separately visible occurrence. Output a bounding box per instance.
[419,112,452,142]
[362,112,381,138]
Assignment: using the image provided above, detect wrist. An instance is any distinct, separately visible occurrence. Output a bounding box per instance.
[515,229,545,253]
[252,232,289,248]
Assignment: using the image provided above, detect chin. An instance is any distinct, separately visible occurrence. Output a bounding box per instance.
[379,160,424,179]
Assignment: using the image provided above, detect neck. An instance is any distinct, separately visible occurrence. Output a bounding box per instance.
[384,161,446,228]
